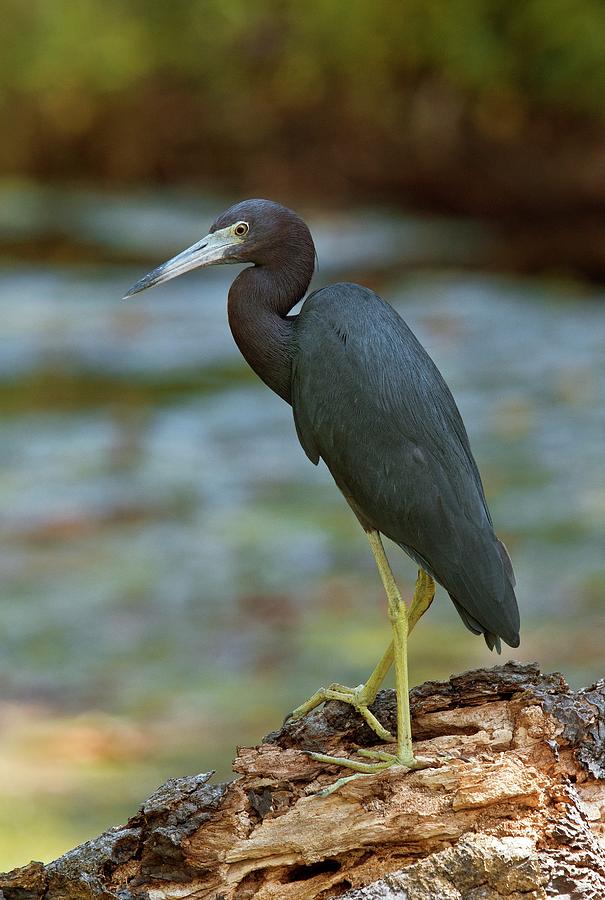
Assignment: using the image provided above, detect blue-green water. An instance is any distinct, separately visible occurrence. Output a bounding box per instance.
[1,186,604,868]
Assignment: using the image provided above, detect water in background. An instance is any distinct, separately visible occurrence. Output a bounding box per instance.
[1,185,604,868]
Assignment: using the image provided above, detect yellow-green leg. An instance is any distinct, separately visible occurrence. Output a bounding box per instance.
[293,531,437,794]
[287,555,434,745]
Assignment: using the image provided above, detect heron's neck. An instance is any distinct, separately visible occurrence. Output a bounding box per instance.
[227,257,313,404]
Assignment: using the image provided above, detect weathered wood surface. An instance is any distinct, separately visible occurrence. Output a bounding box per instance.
[2,661,605,899]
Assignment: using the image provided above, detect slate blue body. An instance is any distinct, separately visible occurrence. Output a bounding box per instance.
[292,283,519,650]
[125,198,520,654]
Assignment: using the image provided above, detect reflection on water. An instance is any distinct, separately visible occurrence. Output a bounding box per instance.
[1,187,604,868]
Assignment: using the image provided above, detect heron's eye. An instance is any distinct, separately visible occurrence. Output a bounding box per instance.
[233,222,249,237]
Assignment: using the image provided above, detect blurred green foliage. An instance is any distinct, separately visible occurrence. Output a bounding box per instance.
[3,0,605,110]
[2,0,605,187]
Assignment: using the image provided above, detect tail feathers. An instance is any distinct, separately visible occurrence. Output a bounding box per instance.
[398,535,520,653]
[484,632,502,654]
[450,596,514,654]
[446,529,520,652]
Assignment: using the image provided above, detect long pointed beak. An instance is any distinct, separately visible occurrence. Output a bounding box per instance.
[123,227,240,298]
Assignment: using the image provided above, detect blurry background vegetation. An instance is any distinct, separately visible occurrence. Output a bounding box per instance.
[1,0,605,872]
[5,1,605,225]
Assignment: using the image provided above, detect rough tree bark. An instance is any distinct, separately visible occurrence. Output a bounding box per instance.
[2,662,605,899]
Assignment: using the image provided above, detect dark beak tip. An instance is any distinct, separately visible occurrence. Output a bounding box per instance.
[122,272,159,299]
[122,287,141,300]
[120,232,215,300]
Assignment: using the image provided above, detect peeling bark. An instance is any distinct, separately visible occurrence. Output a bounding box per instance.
[2,662,605,899]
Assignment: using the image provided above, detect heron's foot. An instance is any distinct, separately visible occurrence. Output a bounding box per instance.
[287,683,394,743]
[308,748,434,797]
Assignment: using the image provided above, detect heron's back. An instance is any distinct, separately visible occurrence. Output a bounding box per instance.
[292,283,519,650]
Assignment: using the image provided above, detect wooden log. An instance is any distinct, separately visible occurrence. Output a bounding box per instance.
[2,661,605,899]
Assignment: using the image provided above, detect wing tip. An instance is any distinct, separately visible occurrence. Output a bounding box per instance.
[451,595,520,653]
[484,628,521,653]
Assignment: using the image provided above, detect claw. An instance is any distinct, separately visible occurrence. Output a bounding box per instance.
[308,747,437,795]
[288,683,394,742]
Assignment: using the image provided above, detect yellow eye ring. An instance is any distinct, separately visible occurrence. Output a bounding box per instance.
[234,222,249,237]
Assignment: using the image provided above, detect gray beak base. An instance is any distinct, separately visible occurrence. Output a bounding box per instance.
[123,227,241,298]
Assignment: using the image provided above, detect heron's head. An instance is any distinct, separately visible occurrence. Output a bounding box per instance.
[124,199,315,298]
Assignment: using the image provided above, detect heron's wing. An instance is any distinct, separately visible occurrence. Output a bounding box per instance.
[292,283,519,649]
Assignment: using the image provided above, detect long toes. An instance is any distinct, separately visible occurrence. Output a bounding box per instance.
[315,772,373,797]
[284,705,311,724]
[327,683,357,695]
[357,707,395,742]
[285,685,392,744]
[287,688,334,722]
[356,749,397,762]
[354,749,438,770]
[307,751,392,774]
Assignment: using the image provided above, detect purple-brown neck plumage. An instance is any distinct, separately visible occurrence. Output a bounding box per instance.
[227,229,315,404]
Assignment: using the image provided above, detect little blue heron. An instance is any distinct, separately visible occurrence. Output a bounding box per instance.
[125,199,520,791]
